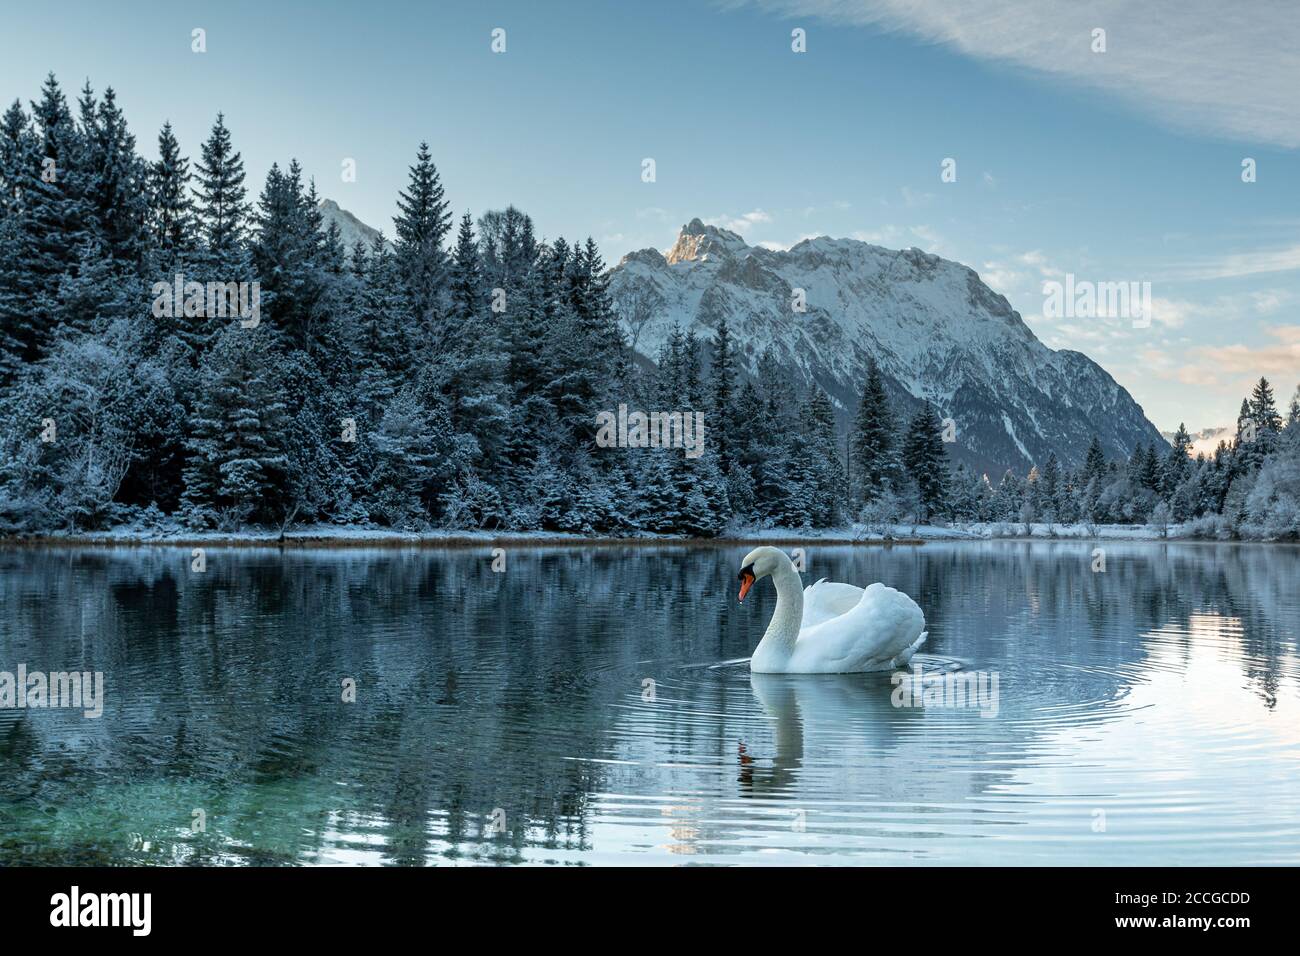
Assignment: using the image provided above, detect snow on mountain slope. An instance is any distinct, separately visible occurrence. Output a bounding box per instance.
[318,198,384,253]
[609,219,1164,477]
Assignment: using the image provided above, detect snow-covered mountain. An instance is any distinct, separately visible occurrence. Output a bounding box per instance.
[608,219,1164,477]
[318,198,384,253]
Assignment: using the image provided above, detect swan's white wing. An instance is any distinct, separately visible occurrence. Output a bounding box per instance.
[790,583,927,673]
[801,579,864,629]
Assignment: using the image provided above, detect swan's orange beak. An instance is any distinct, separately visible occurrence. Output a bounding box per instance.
[737,567,756,602]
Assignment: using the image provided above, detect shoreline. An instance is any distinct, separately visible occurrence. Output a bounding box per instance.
[0,531,929,550]
[2,522,1292,550]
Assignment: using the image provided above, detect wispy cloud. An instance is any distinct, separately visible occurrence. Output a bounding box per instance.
[851,223,945,253]
[705,209,773,234]
[735,0,1300,147]
[1169,244,1300,281]
[1195,325,1300,375]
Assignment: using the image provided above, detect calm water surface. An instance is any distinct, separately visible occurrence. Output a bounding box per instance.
[2,541,1298,865]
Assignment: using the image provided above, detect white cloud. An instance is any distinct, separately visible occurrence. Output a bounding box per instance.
[851,224,944,253]
[738,0,1300,147]
[1170,244,1300,281]
[979,249,1064,295]
[705,209,773,234]
[800,200,852,217]
[900,185,933,207]
[1251,290,1291,314]
[1195,325,1300,375]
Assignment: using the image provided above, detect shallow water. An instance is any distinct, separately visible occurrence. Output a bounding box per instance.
[1,540,1298,865]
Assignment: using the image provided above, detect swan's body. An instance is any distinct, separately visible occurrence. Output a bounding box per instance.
[738,546,927,674]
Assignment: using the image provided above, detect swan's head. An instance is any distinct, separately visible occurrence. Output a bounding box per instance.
[737,546,788,602]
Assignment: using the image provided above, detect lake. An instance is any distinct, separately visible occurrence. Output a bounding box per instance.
[1,540,1298,865]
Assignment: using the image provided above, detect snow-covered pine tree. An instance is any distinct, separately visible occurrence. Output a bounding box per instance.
[992,469,1024,521]
[850,356,898,504]
[681,327,704,411]
[393,142,451,328]
[477,205,535,292]
[0,99,36,381]
[901,402,948,521]
[420,211,507,476]
[501,241,560,479]
[149,121,194,256]
[369,390,455,528]
[736,352,796,523]
[193,113,248,260]
[1132,442,1161,491]
[321,219,346,276]
[4,76,88,361]
[1036,451,1060,520]
[251,160,328,350]
[1249,376,1282,456]
[708,316,734,476]
[1080,434,1106,486]
[803,386,844,527]
[343,231,402,422]
[79,86,149,267]
[180,325,289,526]
[1163,423,1192,495]
[0,99,32,216]
[949,462,988,521]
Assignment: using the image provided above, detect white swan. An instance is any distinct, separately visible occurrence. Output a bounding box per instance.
[737,546,927,674]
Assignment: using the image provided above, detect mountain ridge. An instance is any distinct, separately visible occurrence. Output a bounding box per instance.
[315,201,1163,476]
[608,218,1164,477]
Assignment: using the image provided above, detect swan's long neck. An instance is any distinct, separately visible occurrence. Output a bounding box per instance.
[756,561,803,661]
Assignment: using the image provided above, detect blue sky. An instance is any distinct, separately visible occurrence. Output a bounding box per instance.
[2,0,1297,432]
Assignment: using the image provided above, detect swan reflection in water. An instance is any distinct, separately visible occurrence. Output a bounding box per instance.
[739,671,911,795]
[739,663,993,810]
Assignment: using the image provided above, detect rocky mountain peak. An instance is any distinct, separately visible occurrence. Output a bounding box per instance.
[316,198,384,254]
[609,222,1164,476]
[665,218,748,264]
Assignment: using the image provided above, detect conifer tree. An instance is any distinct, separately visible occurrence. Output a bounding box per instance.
[803,386,844,527]
[0,99,35,379]
[9,75,87,355]
[193,113,248,258]
[427,211,506,473]
[1080,434,1106,486]
[1163,423,1192,494]
[180,326,289,525]
[251,160,325,348]
[1037,451,1061,519]
[80,86,148,265]
[709,316,734,475]
[149,121,193,256]
[1249,376,1282,456]
[0,99,32,216]
[394,141,450,324]
[901,402,948,520]
[850,357,898,503]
